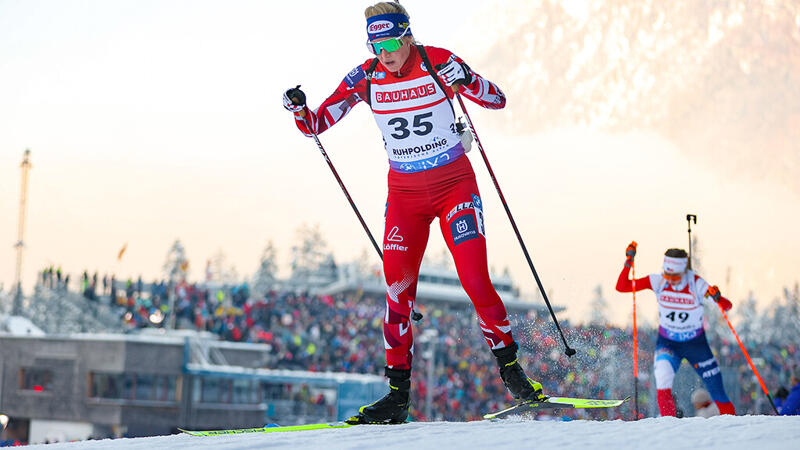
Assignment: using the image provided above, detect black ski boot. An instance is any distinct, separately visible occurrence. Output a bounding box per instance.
[493,342,546,402]
[346,367,410,424]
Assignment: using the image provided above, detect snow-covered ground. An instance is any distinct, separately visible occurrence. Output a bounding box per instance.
[25,415,800,449]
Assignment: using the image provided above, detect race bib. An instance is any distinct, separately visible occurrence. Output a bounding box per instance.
[370,77,461,173]
[657,290,704,341]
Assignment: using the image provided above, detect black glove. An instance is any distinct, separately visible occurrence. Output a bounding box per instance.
[625,241,637,268]
[283,85,306,112]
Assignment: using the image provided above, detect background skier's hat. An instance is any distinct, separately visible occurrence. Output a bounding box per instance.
[663,255,688,274]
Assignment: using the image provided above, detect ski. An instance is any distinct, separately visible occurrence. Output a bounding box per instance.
[180,396,629,435]
[178,423,353,436]
[483,396,630,420]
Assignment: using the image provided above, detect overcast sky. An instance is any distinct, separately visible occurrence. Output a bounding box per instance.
[1,0,798,326]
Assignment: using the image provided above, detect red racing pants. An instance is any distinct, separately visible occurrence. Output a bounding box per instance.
[382,156,514,370]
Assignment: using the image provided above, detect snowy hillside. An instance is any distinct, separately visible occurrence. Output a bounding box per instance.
[25,415,800,450]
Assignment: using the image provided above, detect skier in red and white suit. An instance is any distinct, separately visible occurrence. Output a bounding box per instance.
[283,2,544,424]
[616,243,736,417]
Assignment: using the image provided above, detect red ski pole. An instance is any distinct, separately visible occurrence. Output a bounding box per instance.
[719,305,779,414]
[631,259,640,420]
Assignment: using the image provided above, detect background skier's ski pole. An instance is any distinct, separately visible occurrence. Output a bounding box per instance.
[718,304,779,414]
[451,86,576,357]
[632,259,639,420]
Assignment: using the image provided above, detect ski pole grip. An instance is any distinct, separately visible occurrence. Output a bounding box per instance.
[291,97,306,118]
[289,84,306,117]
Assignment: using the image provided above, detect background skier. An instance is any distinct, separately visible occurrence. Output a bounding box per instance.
[615,242,736,416]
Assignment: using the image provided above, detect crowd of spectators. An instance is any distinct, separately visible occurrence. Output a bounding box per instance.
[33,272,800,421]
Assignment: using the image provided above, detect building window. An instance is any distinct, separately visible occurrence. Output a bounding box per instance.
[90,373,124,399]
[155,375,177,401]
[200,377,232,403]
[135,374,154,400]
[261,381,286,401]
[194,376,260,404]
[89,372,177,401]
[19,368,53,392]
[233,378,258,404]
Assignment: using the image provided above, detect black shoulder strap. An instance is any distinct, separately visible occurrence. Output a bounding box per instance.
[364,58,380,107]
[415,44,457,117]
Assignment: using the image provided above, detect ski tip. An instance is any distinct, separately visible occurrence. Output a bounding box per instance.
[178,428,204,437]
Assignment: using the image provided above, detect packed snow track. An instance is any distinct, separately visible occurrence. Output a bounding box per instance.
[27,415,799,449]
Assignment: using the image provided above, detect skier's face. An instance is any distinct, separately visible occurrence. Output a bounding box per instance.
[663,271,683,286]
[376,36,412,72]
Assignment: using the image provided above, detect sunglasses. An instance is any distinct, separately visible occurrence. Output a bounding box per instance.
[367,27,410,55]
[663,272,683,283]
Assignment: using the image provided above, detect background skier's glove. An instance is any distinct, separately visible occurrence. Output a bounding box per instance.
[706,285,733,311]
[436,58,473,86]
[625,241,637,268]
[283,85,306,113]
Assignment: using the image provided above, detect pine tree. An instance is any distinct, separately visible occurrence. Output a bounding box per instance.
[253,241,278,297]
[163,239,189,284]
[777,283,800,343]
[162,239,189,329]
[289,223,335,287]
[589,285,608,326]
[208,249,238,284]
[735,293,759,344]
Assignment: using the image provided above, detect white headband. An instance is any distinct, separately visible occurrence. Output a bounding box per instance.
[663,256,688,274]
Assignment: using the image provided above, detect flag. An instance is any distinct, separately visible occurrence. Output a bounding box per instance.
[117,243,128,261]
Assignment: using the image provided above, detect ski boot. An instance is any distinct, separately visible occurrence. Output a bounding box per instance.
[493,342,547,402]
[346,367,410,424]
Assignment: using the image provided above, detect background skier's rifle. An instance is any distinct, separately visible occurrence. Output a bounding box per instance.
[686,214,697,270]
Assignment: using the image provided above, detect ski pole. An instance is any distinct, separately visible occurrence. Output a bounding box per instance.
[292,93,384,261]
[451,87,576,357]
[291,89,422,321]
[631,258,639,420]
[686,214,696,270]
[718,304,779,414]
